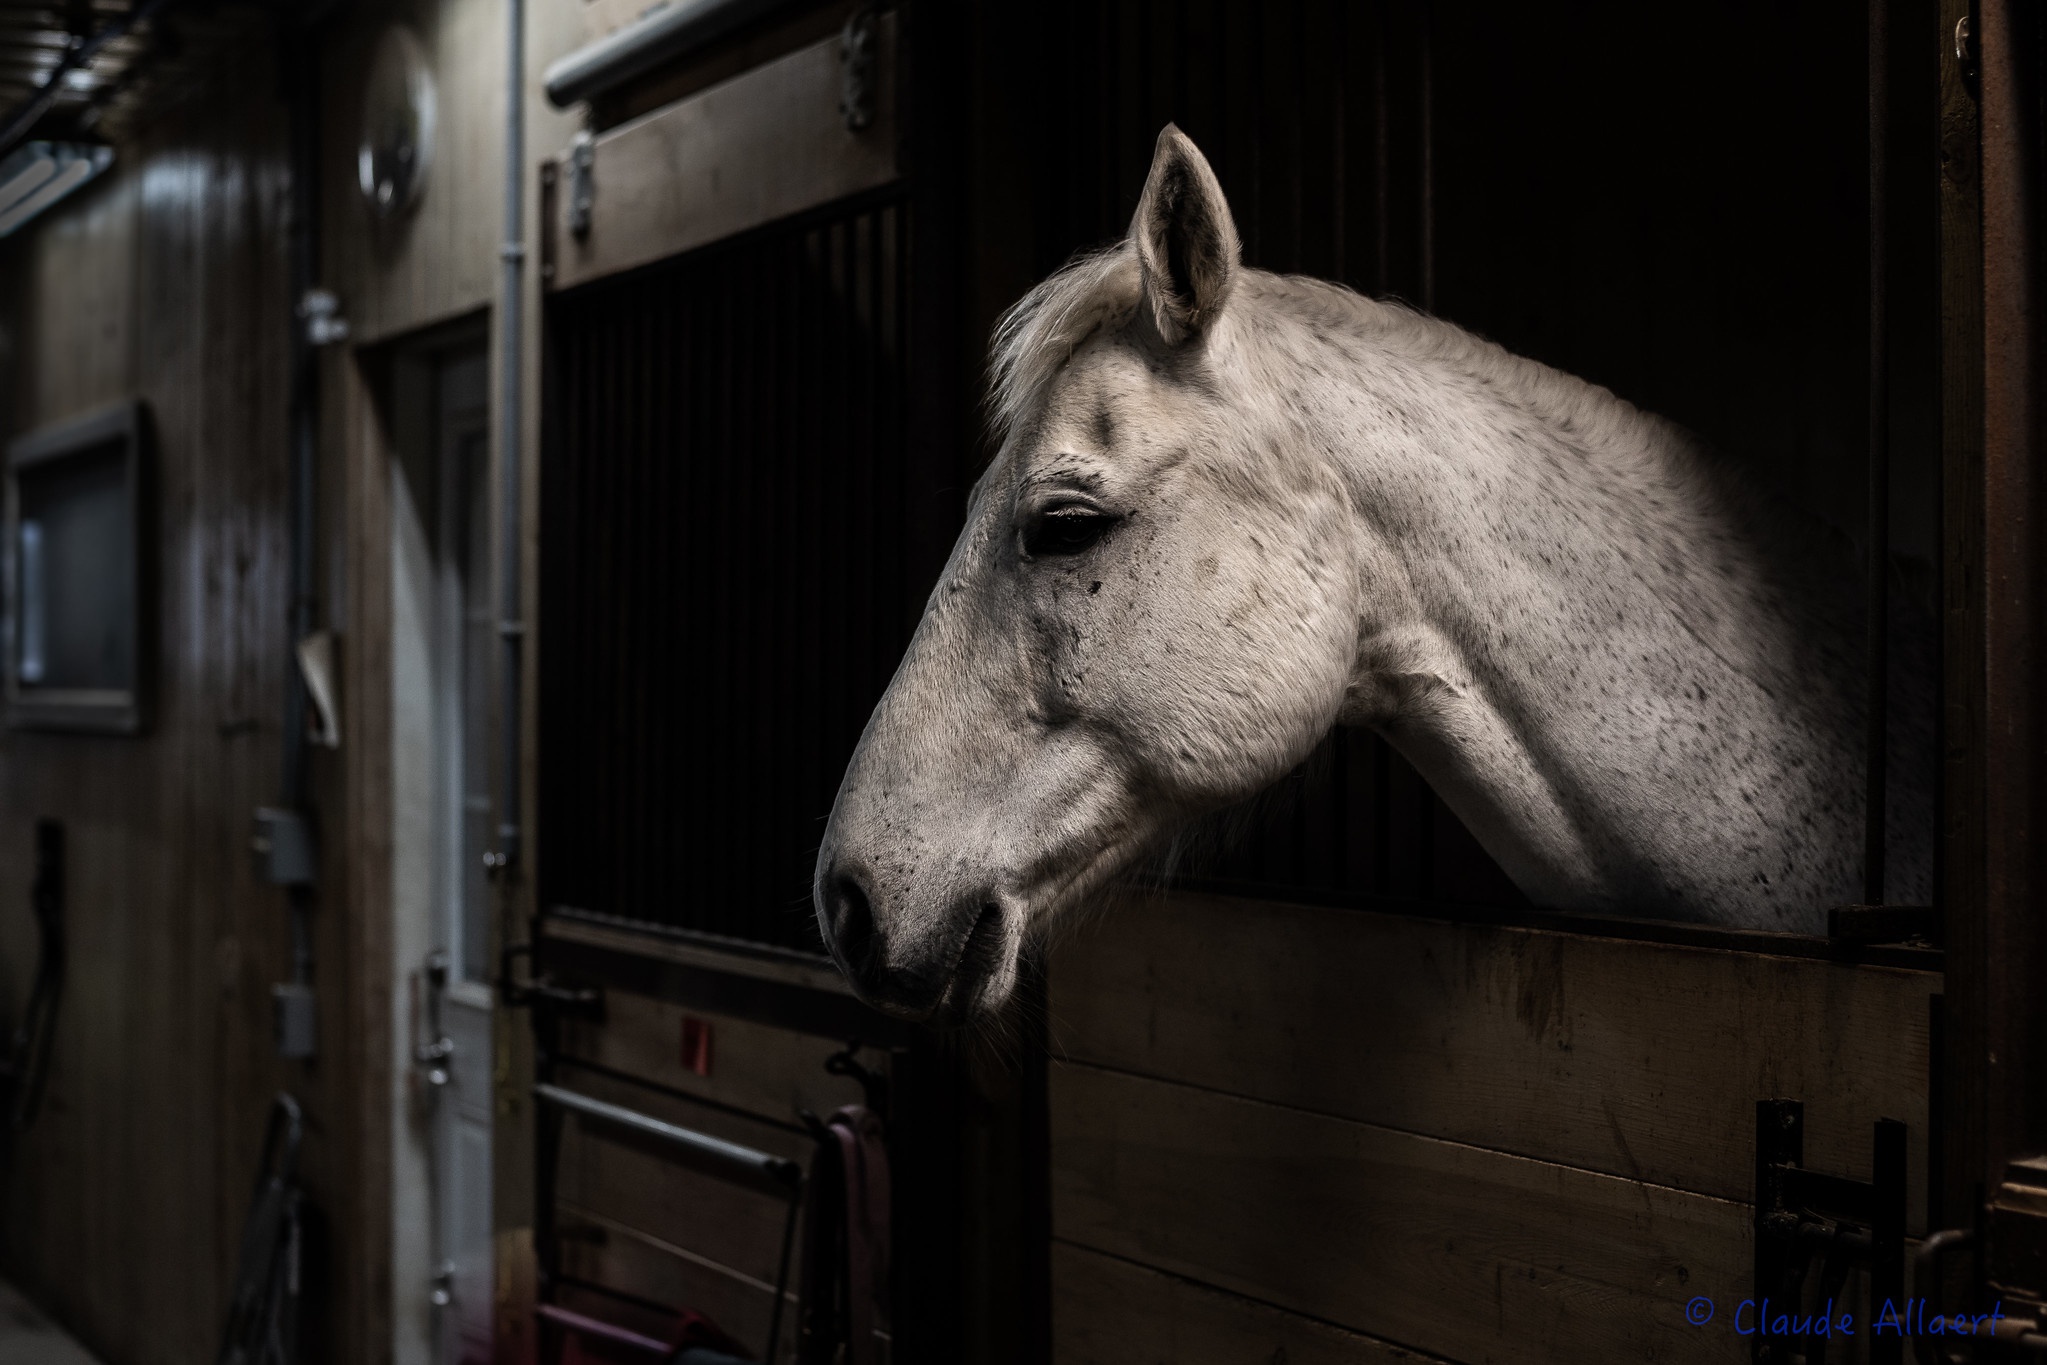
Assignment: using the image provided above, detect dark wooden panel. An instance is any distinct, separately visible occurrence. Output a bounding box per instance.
[1052,1241,1446,1365]
[549,15,901,292]
[1051,888,1938,1233]
[0,40,372,1365]
[1051,1063,1752,1365]
[555,991,879,1123]
[557,1218,801,1365]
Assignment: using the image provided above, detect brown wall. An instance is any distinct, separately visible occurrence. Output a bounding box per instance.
[0,35,374,1365]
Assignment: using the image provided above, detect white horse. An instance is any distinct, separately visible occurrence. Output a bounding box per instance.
[814,125,1931,1022]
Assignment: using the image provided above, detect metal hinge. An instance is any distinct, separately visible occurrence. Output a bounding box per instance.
[566,130,595,239]
[298,288,350,347]
[839,7,876,132]
[413,949,454,1087]
[428,1259,455,1308]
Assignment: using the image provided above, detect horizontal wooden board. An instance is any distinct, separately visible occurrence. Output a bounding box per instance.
[556,988,879,1126]
[1052,1063,1754,1365]
[547,12,900,291]
[558,1112,801,1288]
[1052,1240,1451,1364]
[558,1207,801,1365]
[1049,888,1937,1231]
[543,917,854,995]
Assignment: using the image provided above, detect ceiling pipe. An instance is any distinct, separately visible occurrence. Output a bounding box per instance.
[541,0,792,108]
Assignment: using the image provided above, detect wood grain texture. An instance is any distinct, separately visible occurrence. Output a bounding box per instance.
[556,1103,807,1288]
[320,0,508,346]
[0,32,370,1365]
[1052,1241,1450,1365]
[556,1210,802,1365]
[1050,888,1938,1231]
[1051,1063,1750,1365]
[546,14,901,293]
[556,989,877,1121]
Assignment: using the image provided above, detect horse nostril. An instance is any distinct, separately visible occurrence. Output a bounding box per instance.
[831,874,877,973]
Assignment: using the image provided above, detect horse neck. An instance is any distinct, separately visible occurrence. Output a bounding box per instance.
[1267,297,1867,917]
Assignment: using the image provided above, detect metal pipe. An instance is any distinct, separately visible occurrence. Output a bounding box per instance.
[534,1083,804,1188]
[1862,0,1891,905]
[281,12,323,1029]
[498,0,526,881]
[542,0,792,109]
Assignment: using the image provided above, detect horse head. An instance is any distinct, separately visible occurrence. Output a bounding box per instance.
[813,127,1361,1022]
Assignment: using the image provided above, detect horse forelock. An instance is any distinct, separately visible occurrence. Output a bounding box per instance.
[987,244,1144,442]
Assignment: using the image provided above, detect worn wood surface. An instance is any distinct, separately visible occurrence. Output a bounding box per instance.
[558,1123,802,1290]
[320,0,507,347]
[0,34,376,1365]
[546,14,901,293]
[545,919,853,996]
[556,1210,802,1365]
[1051,1241,1448,1364]
[544,1006,885,1354]
[1052,1063,1753,1365]
[1051,889,1938,1232]
[556,990,876,1120]
[552,1063,813,1287]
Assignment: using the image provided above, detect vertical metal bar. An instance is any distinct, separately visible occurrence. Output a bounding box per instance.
[1869,1118,1907,1365]
[764,1185,801,1363]
[1418,0,1435,313]
[498,0,527,879]
[1863,0,1891,905]
[281,14,322,1014]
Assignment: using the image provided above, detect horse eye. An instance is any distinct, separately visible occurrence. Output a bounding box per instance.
[1023,509,1118,558]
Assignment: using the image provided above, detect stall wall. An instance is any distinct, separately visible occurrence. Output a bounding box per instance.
[0,0,592,1360]
[0,36,364,1365]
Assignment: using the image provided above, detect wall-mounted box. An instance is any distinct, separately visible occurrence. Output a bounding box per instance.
[4,401,150,734]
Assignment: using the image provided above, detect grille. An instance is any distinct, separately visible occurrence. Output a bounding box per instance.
[540,191,915,950]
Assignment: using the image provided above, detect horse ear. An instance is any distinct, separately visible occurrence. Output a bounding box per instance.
[1130,125,1240,345]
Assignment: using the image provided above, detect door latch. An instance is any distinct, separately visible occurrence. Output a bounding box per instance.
[412,949,454,1088]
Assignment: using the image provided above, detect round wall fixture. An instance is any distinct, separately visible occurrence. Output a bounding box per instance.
[357,24,436,221]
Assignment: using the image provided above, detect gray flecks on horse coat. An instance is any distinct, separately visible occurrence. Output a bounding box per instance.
[812,124,1933,1022]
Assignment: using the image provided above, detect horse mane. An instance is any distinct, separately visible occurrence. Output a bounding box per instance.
[986,238,1812,574]
[988,243,1144,441]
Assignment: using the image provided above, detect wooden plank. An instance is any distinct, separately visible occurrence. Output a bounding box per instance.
[557,1108,802,1288]
[547,13,901,292]
[1050,888,1937,1231]
[1051,1064,1750,1365]
[1052,1241,1450,1365]
[556,988,877,1124]
[543,916,852,996]
[318,0,506,345]
[557,1210,801,1365]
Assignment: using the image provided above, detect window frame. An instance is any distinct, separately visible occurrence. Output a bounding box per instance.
[3,399,150,735]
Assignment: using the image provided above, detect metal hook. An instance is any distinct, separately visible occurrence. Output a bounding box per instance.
[824,1039,888,1115]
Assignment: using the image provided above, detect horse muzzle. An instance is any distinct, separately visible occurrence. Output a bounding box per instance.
[817,864,1017,1024]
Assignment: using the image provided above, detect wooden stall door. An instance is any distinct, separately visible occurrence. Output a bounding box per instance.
[530,10,977,1365]
[1047,892,1937,1364]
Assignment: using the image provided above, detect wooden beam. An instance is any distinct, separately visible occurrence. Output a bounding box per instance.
[1052,1241,1452,1365]
[1051,888,1937,1231]
[1051,1063,1750,1365]
[546,13,900,293]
